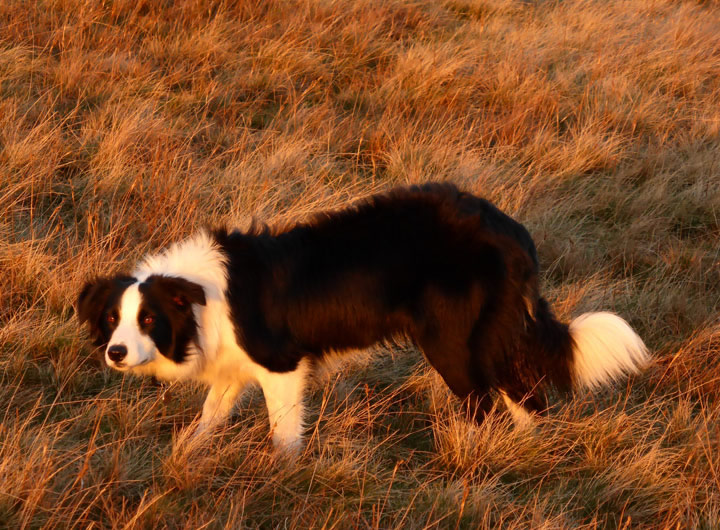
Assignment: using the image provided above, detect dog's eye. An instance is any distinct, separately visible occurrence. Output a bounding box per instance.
[106,314,116,324]
[143,315,155,325]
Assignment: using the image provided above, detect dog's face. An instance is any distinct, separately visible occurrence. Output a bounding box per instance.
[77,274,206,372]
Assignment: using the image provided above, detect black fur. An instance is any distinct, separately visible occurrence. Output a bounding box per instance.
[138,275,206,363]
[214,183,574,421]
[77,276,136,345]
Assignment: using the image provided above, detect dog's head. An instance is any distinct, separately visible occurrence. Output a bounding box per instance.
[77,274,206,373]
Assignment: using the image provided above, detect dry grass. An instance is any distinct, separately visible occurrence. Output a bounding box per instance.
[1,0,719,527]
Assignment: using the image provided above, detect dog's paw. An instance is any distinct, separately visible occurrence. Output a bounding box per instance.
[271,432,305,457]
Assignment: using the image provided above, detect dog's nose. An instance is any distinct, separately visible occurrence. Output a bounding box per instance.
[107,345,127,363]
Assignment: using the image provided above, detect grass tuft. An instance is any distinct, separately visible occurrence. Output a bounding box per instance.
[2,0,719,526]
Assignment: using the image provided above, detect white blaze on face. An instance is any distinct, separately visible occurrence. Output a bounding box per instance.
[105,283,157,369]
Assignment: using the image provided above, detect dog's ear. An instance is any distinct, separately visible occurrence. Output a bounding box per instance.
[145,275,206,311]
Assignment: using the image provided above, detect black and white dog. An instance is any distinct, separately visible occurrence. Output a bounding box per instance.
[77,183,649,450]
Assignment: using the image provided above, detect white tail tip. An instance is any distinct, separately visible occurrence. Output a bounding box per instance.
[570,312,650,390]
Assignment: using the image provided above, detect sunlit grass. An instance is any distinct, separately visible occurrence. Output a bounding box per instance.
[1,0,719,526]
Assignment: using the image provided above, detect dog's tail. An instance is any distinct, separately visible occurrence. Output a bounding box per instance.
[567,311,649,391]
[500,302,649,422]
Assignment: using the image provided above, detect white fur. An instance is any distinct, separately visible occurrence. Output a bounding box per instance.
[107,232,309,451]
[569,312,649,390]
[196,382,244,435]
[500,391,535,429]
[106,284,156,369]
[256,359,310,452]
[135,232,228,298]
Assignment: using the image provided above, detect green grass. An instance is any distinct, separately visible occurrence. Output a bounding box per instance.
[2,0,720,527]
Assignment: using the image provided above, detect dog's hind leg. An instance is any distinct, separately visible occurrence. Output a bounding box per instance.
[499,390,536,429]
[418,338,494,424]
[256,358,311,452]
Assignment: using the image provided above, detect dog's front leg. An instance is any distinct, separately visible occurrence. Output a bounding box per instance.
[256,359,310,453]
[196,383,243,435]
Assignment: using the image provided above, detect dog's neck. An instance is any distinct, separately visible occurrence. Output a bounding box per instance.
[133,232,228,303]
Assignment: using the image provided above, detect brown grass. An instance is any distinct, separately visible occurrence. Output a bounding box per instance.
[1,0,719,527]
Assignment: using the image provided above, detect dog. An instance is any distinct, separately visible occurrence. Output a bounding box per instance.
[77,183,649,450]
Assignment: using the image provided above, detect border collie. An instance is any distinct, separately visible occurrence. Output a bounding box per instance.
[77,183,649,450]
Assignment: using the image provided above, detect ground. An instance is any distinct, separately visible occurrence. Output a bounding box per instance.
[1,0,719,527]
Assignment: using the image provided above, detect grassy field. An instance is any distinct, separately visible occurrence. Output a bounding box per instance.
[2,0,720,527]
